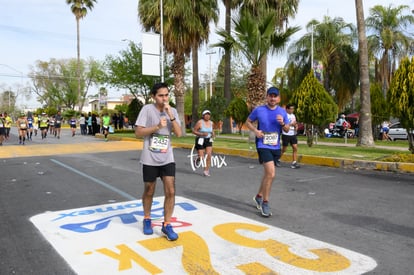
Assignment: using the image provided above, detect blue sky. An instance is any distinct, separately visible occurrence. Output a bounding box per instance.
[0,0,412,108]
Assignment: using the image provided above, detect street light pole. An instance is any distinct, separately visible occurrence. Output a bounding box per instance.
[160,0,164,82]
[310,23,321,72]
[311,24,314,71]
[206,50,216,99]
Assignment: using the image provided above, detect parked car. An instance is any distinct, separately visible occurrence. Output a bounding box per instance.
[388,122,414,141]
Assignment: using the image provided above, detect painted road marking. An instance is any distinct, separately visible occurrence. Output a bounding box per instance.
[30,196,377,274]
[0,141,141,159]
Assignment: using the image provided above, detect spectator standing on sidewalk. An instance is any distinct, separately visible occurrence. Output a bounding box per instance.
[4,112,12,140]
[135,82,182,241]
[354,117,359,137]
[91,113,98,135]
[112,113,119,130]
[245,87,289,217]
[87,112,93,135]
[118,112,124,129]
[280,104,300,169]
[0,112,5,145]
[79,113,87,135]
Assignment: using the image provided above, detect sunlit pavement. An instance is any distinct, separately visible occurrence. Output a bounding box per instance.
[1,127,413,173]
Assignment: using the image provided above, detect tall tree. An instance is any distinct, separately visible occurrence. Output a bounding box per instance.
[220,0,241,134]
[66,0,97,111]
[388,57,414,153]
[102,41,173,104]
[239,0,299,79]
[355,0,374,147]
[366,4,414,95]
[291,71,338,147]
[138,0,217,134]
[286,17,357,111]
[29,58,101,110]
[190,0,219,127]
[215,9,298,110]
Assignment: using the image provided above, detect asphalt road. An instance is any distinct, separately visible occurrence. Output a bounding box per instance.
[1,128,413,274]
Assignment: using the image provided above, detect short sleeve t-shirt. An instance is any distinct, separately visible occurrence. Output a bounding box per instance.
[248,105,288,150]
[135,104,181,166]
[283,113,297,136]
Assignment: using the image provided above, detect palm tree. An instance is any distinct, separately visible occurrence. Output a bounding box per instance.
[239,0,299,80]
[138,0,218,134]
[217,0,299,133]
[66,0,97,112]
[220,0,241,134]
[287,17,356,111]
[190,1,219,127]
[366,4,414,95]
[215,10,299,110]
[355,0,374,147]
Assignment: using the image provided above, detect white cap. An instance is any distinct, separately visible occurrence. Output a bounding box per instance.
[202,110,211,116]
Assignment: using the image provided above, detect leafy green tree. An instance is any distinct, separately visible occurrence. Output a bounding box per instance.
[291,72,338,146]
[214,54,249,100]
[388,57,414,153]
[102,41,172,104]
[225,97,249,134]
[0,90,16,114]
[66,0,97,112]
[114,104,128,115]
[370,82,388,140]
[29,58,101,110]
[287,17,356,111]
[126,98,144,126]
[200,95,227,126]
[62,109,78,121]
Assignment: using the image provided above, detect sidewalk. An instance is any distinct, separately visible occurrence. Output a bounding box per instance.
[215,134,409,151]
[190,134,414,173]
[109,133,413,173]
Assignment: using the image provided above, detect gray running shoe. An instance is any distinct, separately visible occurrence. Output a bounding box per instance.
[291,162,300,169]
[276,160,281,167]
[261,201,272,217]
[253,196,262,210]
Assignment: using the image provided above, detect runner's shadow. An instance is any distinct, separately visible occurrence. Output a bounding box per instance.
[183,190,256,214]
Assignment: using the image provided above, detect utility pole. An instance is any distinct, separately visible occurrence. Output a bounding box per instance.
[206,50,216,99]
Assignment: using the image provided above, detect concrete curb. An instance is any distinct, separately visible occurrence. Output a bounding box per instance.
[100,135,414,174]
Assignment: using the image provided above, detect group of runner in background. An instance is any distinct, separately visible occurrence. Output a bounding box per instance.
[0,111,125,145]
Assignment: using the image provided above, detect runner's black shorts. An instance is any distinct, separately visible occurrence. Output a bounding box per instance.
[195,137,213,150]
[143,163,175,182]
[282,134,298,146]
[257,148,281,165]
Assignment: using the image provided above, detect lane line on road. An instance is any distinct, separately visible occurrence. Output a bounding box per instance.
[50,158,137,201]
